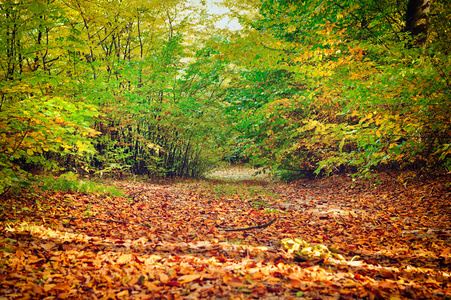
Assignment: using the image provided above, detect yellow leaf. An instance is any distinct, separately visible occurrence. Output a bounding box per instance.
[287,25,296,33]
[61,144,72,150]
[116,290,129,298]
[54,116,65,124]
[27,149,34,155]
[117,254,132,264]
[76,140,89,152]
[339,138,345,152]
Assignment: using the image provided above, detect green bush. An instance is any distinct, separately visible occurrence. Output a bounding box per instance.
[39,172,125,197]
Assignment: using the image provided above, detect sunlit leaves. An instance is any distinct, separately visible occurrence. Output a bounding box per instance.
[1,167,450,298]
[0,95,100,192]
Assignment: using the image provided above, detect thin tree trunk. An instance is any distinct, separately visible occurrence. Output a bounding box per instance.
[405,0,431,46]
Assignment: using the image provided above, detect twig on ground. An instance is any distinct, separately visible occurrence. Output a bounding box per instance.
[217,218,277,231]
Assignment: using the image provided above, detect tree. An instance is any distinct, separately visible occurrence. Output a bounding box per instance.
[55,0,233,177]
[0,0,99,194]
[405,0,431,46]
[0,0,238,193]
[218,0,451,179]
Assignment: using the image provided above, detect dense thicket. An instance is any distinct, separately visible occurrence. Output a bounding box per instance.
[1,0,450,193]
[0,0,230,194]
[220,0,451,180]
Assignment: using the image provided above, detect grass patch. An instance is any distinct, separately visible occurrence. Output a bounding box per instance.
[204,164,273,182]
[38,172,125,197]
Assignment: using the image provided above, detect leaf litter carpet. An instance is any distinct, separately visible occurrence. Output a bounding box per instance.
[0,167,450,299]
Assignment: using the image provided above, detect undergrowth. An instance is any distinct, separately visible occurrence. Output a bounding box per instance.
[38,172,125,197]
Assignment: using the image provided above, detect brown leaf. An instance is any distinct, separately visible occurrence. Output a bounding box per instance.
[440,247,450,257]
[41,243,56,250]
[379,268,394,279]
[378,280,397,290]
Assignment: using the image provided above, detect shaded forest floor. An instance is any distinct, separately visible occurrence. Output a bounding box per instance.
[1,166,451,299]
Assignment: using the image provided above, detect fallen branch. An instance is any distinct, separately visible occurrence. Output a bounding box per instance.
[217,218,277,232]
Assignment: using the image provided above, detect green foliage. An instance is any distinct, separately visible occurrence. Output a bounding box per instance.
[81,41,228,177]
[221,0,451,179]
[1,0,449,187]
[0,0,100,194]
[0,94,100,194]
[0,0,231,190]
[39,173,124,197]
[68,7,230,178]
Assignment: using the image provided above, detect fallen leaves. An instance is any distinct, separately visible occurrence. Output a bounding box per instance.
[0,170,450,299]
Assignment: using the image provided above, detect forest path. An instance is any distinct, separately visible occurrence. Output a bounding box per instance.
[0,169,450,299]
[204,163,273,184]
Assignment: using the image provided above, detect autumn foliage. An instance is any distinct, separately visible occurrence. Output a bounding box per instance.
[1,0,450,189]
[1,167,451,298]
[1,0,451,298]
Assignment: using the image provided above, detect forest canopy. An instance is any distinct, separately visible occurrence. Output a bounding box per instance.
[1,0,450,193]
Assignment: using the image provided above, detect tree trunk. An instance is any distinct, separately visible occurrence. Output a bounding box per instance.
[405,0,431,46]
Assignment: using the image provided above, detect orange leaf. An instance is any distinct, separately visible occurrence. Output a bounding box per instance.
[440,247,450,257]
[44,284,56,292]
[178,274,201,283]
[143,281,158,291]
[15,249,25,258]
[378,280,397,290]
[54,283,71,291]
[159,273,169,283]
